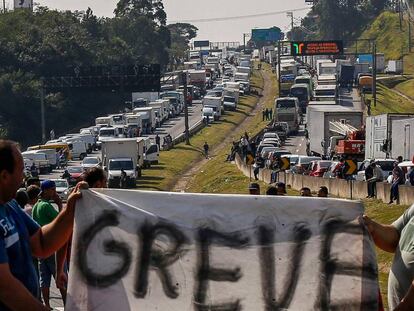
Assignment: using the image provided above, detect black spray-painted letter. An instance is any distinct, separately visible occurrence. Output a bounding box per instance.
[77,210,132,288]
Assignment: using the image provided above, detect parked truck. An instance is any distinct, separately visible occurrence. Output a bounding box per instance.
[274,97,300,134]
[188,70,206,93]
[365,113,414,159]
[133,107,156,134]
[391,117,414,160]
[306,105,363,157]
[101,138,145,188]
[202,96,222,120]
[338,64,355,87]
[385,60,403,74]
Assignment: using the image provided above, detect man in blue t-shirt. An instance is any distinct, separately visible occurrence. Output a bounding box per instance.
[0,140,83,310]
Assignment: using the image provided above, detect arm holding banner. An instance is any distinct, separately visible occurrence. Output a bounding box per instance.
[0,263,48,311]
[394,283,414,311]
[29,184,84,258]
[362,215,400,253]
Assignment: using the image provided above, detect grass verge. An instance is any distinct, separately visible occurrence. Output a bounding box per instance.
[137,65,264,191]
[185,63,291,194]
[367,83,414,115]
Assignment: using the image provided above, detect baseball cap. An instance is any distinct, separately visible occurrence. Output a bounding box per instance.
[41,180,56,192]
[248,182,260,190]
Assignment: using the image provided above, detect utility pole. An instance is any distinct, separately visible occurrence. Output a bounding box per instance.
[277,40,281,97]
[287,12,294,41]
[2,0,5,13]
[408,9,412,53]
[40,79,46,143]
[243,33,250,52]
[181,72,190,145]
[372,42,377,107]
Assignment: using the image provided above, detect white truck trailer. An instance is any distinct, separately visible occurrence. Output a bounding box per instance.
[391,117,414,160]
[101,138,145,188]
[365,113,414,159]
[202,96,222,120]
[307,105,363,157]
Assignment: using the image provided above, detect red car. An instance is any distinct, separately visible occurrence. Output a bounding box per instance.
[67,166,85,186]
[309,160,332,177]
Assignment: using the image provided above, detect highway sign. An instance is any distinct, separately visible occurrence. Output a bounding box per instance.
[252,27,283,43]
[246,153,255,166]
[194,40,210,48]
[345,160,358,175]
[279,157,290,171]
[291,41,343,56]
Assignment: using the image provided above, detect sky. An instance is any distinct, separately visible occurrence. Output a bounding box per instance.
[27,0,311,42]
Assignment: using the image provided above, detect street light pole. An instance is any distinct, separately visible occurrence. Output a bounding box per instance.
[181,72,190,145]
[287,12,294,41]
[40,79,46,143]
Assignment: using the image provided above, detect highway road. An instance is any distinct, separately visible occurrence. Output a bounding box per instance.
[147,99,203,142]
[283,86,363,156]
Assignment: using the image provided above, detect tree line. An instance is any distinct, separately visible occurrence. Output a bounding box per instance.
[0,0,197,147]
[292,0,396,41]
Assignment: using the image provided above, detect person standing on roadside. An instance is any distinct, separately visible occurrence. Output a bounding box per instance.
[389,162,405,204]
[120,168,127,189]
[155,134,161,150]
[0,140,83,311]
[32,180,67,308]
[367,162,384,198]
[365,161,374,198]
[363,206,414,310]
[203,142,209,159]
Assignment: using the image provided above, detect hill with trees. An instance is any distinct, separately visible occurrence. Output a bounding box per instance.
[0,0,197,147]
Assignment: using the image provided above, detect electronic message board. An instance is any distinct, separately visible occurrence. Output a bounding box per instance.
[291,41,343,56]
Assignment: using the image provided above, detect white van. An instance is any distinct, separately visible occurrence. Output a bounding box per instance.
[22,151,51,174]
[95,117,111,128]
[65,140,88,160]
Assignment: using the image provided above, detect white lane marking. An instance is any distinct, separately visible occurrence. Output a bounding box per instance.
[299,144,302,147]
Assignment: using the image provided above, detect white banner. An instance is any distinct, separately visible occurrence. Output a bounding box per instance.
[66,190,379,311]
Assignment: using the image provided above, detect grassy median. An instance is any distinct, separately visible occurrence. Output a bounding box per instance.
[186,63,283,194]
[137,64,264,191]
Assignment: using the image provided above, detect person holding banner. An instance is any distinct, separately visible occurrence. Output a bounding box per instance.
[363,207,414,310]
[0,140,83,311]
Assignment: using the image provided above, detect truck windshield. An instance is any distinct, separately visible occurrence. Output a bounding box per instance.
[109,160,134,170]
[100,129,115,136]
[290,88,308,101]
[276,100,296,109]
[224,97,235,103]
[316,90,336,96]
[134,100,147,108]
[112,116,123,123]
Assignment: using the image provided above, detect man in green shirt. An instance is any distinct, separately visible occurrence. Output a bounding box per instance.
[32,180,66,309]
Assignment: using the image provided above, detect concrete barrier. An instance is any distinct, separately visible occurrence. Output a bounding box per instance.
[235,154,414,205]
[172,120,205,145]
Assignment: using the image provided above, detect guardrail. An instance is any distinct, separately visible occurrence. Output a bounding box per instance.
[235,154,414,205]
[172,120,205,145]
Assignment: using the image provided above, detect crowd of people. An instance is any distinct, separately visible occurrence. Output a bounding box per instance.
[1,138,414,310]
